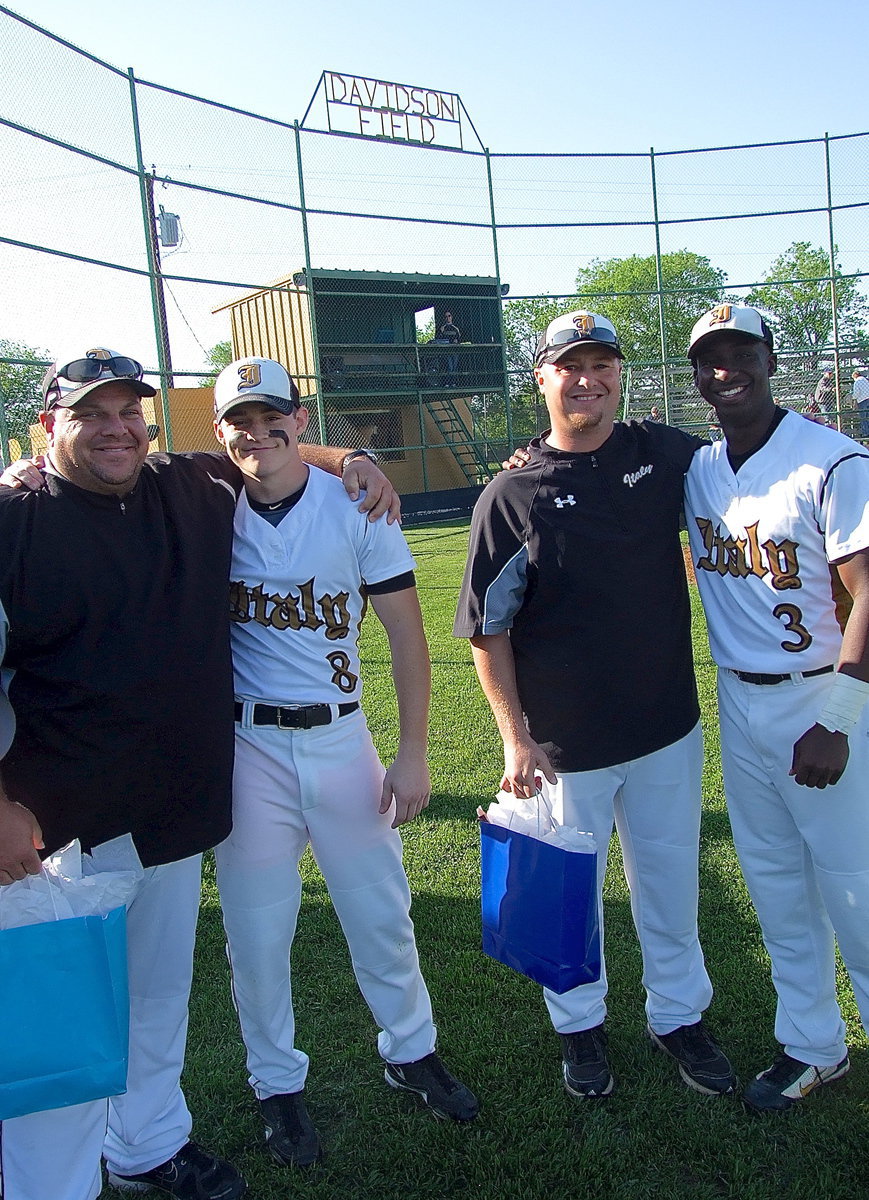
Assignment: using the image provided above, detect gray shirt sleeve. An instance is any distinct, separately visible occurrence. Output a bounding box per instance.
[0,600,15,759]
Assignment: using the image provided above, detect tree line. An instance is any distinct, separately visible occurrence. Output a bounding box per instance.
[504,241,867,389]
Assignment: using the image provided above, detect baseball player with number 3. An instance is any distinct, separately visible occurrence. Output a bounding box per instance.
[211,358,477,1169]
[685,305,869,1112]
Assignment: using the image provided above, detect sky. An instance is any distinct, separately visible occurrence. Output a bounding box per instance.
[2,0,868,372]
[9,0,868,153]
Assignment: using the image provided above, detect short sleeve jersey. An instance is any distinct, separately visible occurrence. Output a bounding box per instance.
[684,410,869,673]
[229,466,416,704]
[0,452,240,865]
[454,422,702,772]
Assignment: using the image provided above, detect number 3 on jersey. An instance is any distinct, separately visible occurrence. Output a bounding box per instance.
[773,602,812,653]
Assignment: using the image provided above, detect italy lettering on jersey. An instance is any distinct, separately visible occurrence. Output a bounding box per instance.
[684,410,869,673]
[229,466,416,705]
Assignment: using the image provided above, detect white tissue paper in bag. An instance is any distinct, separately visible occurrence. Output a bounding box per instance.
[481,790,596,853]
[0,835,144,930]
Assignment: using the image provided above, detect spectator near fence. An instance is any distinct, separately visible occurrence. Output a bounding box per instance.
[439,311,461,382]
[852,369,869,440]
[814,368,836,418]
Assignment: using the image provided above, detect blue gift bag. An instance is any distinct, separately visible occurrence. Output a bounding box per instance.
[0,905,129,1120]
[480,821,601,994]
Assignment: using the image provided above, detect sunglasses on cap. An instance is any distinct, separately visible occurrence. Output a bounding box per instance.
[537,326,621,360]
[57,356,144,384]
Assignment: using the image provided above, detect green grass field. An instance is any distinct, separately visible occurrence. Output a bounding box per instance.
[118,521,868,1199]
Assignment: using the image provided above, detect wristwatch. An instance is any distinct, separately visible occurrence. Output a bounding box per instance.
[341,448,380,472]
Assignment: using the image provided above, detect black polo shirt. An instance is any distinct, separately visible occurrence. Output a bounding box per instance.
[454,422,702,772]
[0,452,240,866]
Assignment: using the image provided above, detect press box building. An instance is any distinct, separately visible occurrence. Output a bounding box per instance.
[209,267,509,502]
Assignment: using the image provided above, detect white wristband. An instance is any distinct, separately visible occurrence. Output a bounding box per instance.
[816,672,869,736]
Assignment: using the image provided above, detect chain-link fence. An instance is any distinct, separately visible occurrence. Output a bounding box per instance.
[2,6,867,485]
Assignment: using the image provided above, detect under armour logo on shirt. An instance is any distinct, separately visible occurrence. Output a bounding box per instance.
[554,495,576,508]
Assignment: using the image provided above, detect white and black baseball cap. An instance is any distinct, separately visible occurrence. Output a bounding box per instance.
[534,311,623,366]
[687,305,774,359]
[214,356,301,423]
[42,346,156,412]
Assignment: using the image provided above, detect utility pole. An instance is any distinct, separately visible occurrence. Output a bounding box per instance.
[144,168,174,388]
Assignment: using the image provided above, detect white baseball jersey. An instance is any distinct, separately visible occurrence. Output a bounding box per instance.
[684,410,869,673]
[228,466,415,705]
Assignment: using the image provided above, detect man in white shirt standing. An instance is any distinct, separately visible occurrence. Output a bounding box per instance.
[851,368,869,440]
[211,357,478,1170]
[685,306,869,1113]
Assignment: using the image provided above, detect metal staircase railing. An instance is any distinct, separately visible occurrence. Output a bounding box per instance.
[426,395,495,484]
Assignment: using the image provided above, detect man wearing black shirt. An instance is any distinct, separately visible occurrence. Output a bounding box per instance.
[439,311,460,381]
[454,311,734,1103]
[0,346,396,1200]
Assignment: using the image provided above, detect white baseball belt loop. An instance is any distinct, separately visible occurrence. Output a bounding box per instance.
[816,672,869,736]
[237,699,256,730]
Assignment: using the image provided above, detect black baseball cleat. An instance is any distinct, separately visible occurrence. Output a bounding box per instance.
[743,1051,850,1113]
[107,1140,246,1198]
[259,1091,322,1167]
[647,1020,737,1095]
[561,1024,615,1098]
[384,1051,479,1120]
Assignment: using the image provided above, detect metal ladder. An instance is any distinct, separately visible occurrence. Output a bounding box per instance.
[426,395,495,484]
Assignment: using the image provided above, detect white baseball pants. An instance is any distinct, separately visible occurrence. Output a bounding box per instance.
[718,667,869,1066]
[540,723,714,1036]
[0,853,201,1200]
[215,708,436,1099]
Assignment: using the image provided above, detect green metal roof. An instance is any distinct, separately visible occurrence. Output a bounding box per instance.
[302,268,499,285]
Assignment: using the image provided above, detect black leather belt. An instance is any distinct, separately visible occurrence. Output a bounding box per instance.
[234,700,360,729]
[731,665,835,686]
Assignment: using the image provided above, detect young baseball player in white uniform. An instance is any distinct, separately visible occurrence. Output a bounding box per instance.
[211,358,477,1168]
[684,305,869,1112]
